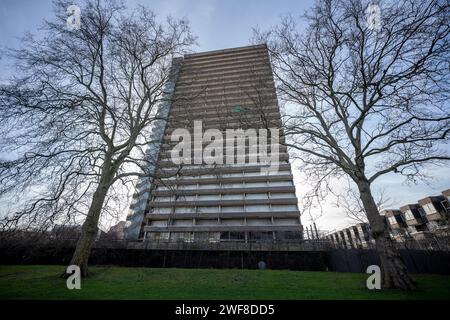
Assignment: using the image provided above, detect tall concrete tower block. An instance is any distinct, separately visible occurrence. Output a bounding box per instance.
[125,44,303,242]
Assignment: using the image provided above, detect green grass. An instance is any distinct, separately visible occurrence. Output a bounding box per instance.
[0,265,449,299]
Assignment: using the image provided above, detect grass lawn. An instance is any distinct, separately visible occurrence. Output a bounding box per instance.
[0,265,449,300]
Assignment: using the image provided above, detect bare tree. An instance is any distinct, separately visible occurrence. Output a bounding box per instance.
[335,183,393,224]
[255,0,449,290]
[0,0,195,276]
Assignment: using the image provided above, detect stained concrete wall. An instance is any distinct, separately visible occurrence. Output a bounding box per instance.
[124,57,184,240]
[2,244,449,274]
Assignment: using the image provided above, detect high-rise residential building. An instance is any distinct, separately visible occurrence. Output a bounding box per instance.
[125,44,303,243]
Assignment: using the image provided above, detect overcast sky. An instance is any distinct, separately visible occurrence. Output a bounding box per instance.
[1,0,449,232]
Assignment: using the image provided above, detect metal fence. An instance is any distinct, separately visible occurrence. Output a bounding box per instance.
[125,238,333,251]
[326,236,450,252]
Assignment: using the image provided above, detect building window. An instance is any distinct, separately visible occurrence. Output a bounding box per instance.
[404,210,415,220]
[422,203,436,215]
[388,216,397,225]
[407,226,417,234]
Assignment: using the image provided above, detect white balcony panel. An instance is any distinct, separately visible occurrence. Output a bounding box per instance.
[220,218,244,226]
[196,219,218,226]
[198,184,220,189]
[246,218,272,226]
[273,218,298,225]
[152,208,171,214]
[154,196,174,202]
[178,195,196,201]
[245,193,268,200]
[222,206,244,213]
[271,204,297,212]
[172,220,193,226]
[198,206,220,213]
[198,194,221,200]
[268,181,292,187]
[175,207,195,213]
[222,183,243,188]
[270,193,296,199]
[222,194,244,200]
[151,220,167,227]
[246,204,270,212]
[245,182,267,187]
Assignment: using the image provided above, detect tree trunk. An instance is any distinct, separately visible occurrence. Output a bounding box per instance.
[356,178,417,291]
[66,163,114,277]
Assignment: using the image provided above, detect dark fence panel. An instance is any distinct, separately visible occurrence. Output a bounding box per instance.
[1,245,449,274]
[325,249,380,273]
[325,249,450,274]
[0,246,327,271]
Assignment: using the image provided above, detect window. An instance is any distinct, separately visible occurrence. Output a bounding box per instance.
[245,193,268,200]
[222,183,243,188]
[244,171,263,177]
[184,232,194,243]
[222,172,243,178]
[222,206,244,212]
[173,195,192,201]
[427,221,439,231]
[388,216,397,225]
[270,192,295,199]
[198,184,219,190]
[160,232,170,240]
[174,207,195,213]
[246,204,271,212]
[222,194,243,200]
[197,206,220,213]
[152,208,171,214]
[271,204,297,212]
[245,182,267,187]
[198,194,221,201]
[404,210,415,220]
[151,220,167,227]
[268,181,292,187]
[154,196,174,202]
[422,203,436,215]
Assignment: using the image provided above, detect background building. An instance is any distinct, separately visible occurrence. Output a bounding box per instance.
[325,189,450,248]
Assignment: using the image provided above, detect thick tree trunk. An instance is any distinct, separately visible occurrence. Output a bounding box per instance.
[356,178,417,291]
[66,163,114,277]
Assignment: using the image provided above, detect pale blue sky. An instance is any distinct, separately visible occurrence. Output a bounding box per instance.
[0,0,448,231]
[0,0,312,56]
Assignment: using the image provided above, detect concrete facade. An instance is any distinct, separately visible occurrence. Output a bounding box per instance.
[126,44,303,243]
